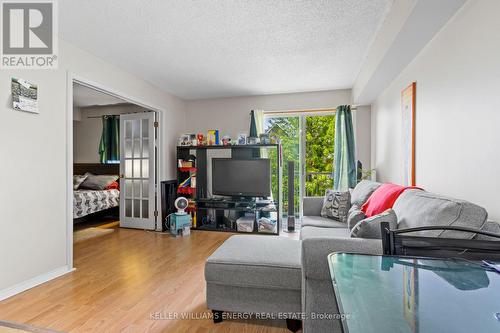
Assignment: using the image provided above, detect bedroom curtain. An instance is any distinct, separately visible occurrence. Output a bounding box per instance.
[99,115,120,164]
[333,105,356,191]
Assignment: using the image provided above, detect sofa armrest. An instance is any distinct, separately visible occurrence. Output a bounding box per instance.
[302,237,383,281]
[303,197,324,216]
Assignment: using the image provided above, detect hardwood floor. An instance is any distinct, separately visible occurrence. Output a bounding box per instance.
[0,228,297,332]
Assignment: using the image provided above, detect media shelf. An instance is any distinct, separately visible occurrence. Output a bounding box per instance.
[176,144,282,235]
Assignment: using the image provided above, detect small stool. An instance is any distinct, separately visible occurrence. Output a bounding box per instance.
[205,235,302,332]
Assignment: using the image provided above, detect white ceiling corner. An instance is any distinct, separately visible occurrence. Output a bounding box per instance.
[73,83,126,108]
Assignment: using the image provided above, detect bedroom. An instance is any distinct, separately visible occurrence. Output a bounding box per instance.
[72,82,157,242]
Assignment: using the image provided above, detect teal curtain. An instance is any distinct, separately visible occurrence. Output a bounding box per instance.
[249,110,258,137]
[99,115,120,164]
[333,105,356,191]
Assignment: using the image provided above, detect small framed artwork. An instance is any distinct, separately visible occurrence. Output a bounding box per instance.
[401,82,416,186]
[237,133,247,145]
[12,78,38,113]
[178,134,191,146]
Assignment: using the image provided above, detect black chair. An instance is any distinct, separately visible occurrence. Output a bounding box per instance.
[380,222,500,260]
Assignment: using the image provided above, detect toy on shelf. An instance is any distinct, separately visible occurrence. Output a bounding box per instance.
[179,166,197,172]
[207,130,219,145]
[178,187,196,195]
[197,133,205,146]
[222,135,231,146]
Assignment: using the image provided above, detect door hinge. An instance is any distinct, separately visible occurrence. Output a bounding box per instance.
[154,121,159,128]
[154,210,159,217]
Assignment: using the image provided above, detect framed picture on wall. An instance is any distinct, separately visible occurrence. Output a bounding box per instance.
[401,82,416,186]
[11,78,38,114]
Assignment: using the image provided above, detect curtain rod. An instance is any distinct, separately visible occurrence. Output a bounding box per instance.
[86,111,153,119]
[263,106,357,116]
[87,114,121,119]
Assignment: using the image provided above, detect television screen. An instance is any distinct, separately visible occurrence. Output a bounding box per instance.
[212,158,271,197]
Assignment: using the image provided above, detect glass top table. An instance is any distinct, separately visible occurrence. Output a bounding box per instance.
[328,253,500,333]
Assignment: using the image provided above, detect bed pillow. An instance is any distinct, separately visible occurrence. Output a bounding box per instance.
[79,174,119,190]
[106,181,120,190]
[320,189,351,223]
[351,209,397,239]
[73,174,88,190]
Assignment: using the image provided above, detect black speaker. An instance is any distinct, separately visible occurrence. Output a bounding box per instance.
[161,180,178,231]
[287,161,295,232]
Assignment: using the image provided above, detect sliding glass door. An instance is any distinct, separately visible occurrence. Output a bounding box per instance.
[265,111,335,224]
[265,116,301,220]
[304,114,336,197]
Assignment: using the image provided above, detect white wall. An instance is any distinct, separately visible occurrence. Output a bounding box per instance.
[185,90,352,139]
[354,105,371,170]
[186,89,371,168]
[0,39,186,295]
[371,0,500,220]
[73,104,148,163]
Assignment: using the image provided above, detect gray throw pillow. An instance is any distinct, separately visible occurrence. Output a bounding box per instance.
[350,180,381,207]
[73,174,88,190]
[79,173,119,190]
[320,189,351,222]
[347,209,366,230]
[351,209,397,239]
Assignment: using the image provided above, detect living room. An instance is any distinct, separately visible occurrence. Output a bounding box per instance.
[0,1,499,332]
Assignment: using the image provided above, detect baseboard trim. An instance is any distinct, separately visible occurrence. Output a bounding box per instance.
[0,265,75,301]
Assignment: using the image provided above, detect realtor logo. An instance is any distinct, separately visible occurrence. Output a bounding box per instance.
[1,0,57,68]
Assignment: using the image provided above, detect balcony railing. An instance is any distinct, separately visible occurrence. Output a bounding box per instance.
[305,171,333,197]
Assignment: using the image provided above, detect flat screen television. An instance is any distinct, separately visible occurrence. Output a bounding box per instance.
[212,158,271,197]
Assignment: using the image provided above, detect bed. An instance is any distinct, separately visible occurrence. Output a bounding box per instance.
[73,163,120,220]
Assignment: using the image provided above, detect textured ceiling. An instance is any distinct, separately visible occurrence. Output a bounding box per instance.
[60,0,392,100]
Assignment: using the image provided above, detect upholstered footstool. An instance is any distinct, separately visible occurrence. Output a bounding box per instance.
[205,235,302,332]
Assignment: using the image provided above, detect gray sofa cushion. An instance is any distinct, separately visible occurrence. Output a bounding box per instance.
[303,197,324,216]
[351,209,397,239]
[347,209,366,230]
[350,180,381,207]
[393,189,488,239]
[473,221,500,241]
[320,190,350,223]
[300,226,351,239]
[205,235,302,291]
[301,216,346,229]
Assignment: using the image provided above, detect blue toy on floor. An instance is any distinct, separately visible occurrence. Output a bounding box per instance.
[168,197,192,236]
[169,213,191,236]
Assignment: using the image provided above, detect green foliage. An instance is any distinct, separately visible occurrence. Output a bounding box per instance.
[266,117,300,215]
[265,114,336,216]
[305,115,335,197]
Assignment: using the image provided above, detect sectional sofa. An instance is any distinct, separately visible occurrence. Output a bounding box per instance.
[205,180,499,332]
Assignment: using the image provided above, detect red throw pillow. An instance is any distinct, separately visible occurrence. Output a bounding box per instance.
[361,183,421,217]
[106,181,120,190]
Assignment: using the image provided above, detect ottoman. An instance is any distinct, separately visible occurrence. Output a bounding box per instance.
[205,235,302,331]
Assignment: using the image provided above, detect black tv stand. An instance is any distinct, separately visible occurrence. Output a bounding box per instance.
[198,198,236,209]
[177,144,281,235]
[196,196,278,234]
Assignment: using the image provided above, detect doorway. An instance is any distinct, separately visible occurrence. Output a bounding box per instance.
[68,76,163,269]
[264,110,335,222]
